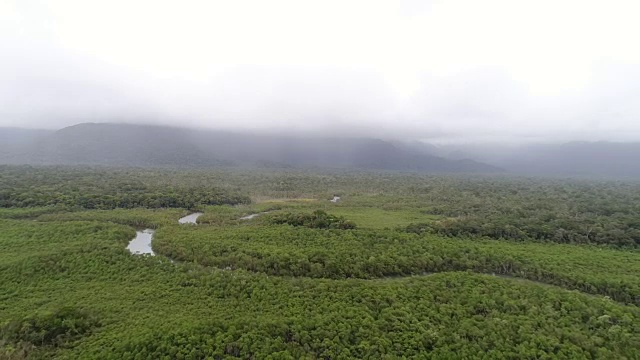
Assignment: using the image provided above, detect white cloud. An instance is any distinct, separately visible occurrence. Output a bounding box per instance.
[1,0,640,142]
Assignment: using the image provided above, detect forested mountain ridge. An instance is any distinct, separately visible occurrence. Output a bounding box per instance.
[7,123,640,177]
[0,123,501,173]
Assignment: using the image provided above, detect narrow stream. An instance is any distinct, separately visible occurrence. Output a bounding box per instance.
[240,212,268,220]
[127,213,203,255]
[121,212,600,299]
[178,212,203,224]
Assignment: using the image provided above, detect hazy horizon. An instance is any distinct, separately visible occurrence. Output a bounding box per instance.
[2,0,640,144]
[7,121,640,148]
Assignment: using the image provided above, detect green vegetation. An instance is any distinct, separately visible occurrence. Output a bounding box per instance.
[0,207,68,220]
[0,166,249,209]
[1,166,639,358]
[36,208,188,229]
[153,224,640,304]
[1,307,101,352]
[329,206,436,229]
[269,210,356,229]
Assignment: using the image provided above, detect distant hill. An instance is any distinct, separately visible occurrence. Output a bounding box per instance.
[0,123,501,173]
[0,124,228,167]
[426,140,640,178]
[498,142,640,178]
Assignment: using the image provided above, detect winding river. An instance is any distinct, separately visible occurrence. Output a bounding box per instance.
[130,196,341,254]
[126,213,203,255]
[122,210,601,301]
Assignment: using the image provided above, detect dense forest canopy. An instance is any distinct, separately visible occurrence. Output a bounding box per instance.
[0,165,638,359]
[2,165,639,247]
[0,166,250,209]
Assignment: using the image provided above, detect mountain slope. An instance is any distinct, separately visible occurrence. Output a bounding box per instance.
[0,123,501,173]
[2,123,227,167]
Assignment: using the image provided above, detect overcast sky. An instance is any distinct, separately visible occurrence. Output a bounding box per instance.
[2,0,639,143]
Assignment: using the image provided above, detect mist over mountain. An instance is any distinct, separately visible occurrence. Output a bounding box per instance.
[1,124,227,167]
[5,123,640,177]
[496,142,640,178]
[0,128,53,154]
[413,141,640,178]
[0,123,500,173]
